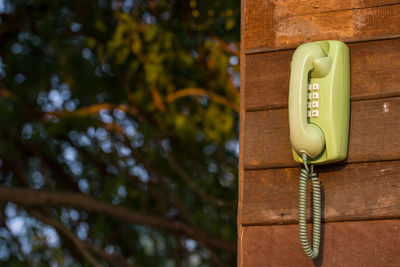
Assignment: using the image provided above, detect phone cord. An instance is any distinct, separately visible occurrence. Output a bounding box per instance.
[298,153,321,259]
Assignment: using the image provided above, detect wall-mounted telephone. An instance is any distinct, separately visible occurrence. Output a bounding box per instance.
[288,40,350,259]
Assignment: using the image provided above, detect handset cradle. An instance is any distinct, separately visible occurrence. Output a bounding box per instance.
[289,40,350,164]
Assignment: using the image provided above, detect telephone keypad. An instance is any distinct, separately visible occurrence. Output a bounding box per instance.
[309,83,320,118]
[307,84,311,118]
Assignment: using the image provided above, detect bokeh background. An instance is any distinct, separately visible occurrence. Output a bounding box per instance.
[0,0,240,266]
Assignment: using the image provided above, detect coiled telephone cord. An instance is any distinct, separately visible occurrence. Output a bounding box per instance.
[298,153,321,259]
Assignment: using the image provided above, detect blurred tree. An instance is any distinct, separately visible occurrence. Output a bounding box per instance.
[0,0,239,266]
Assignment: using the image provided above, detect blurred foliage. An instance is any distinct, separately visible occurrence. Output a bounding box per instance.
[0,0,239,266]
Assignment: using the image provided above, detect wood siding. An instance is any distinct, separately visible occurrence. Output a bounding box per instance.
[239,0,400,265]
[245,0,400,52]
[245,39,400,111]
[244,97,400,169]
[242,220,400,266]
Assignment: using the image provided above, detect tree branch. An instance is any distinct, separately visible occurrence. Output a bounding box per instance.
[0,154,96,264]
[0,209,33,267]
[28,210,102,267]
[121,134,231,210]
[0,186,236,253]
[29,208,136,267]
[165,88,239,112]
[160,147,230,208]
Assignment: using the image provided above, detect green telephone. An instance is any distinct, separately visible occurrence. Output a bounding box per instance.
[288,40,350,259]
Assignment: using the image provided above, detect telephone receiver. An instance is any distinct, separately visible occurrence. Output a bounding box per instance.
[289,40,350,164]
[288,40,350,259]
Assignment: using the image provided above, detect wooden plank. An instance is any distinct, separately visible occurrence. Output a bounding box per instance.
[241,161,400,225]
[245,39,400,111]
[238,0,247,265]
[245,1,400,52]
[241,220,400,266]
[243,97,400,169]
[248,0,399,18]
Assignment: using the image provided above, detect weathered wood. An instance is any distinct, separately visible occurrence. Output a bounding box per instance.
[245,1,400,52]
[241,220,400,266]
[241,161,400,225]
[237,0,247,264]
[244,97,400,169]
[240,0,400,265]
[248,0,399,18]
[245,39,400,111]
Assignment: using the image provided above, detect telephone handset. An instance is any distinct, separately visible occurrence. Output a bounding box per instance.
[288,40,350,259]
[289,40,350,163]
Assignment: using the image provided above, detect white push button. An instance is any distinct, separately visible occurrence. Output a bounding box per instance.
[312,110,319,117]
[312,101,319,108]
[312,92,319,99]
[313,83,319,90]
[308,84,311,90]
[307,110,311,118]
[308,93,312,100]
[307,102,311,108]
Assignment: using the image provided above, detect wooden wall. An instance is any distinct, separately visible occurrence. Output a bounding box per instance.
[238,0,400,265]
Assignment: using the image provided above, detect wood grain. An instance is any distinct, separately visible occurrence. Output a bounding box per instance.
[240,0,400,265]
[242,220,400,266]
[245,1,400,52]
[244,97,400,169]
[241,161,400,225]
[238,0,247,265]
[245,39,400,111]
